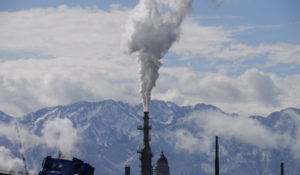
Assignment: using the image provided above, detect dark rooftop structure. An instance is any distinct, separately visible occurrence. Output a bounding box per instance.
[39,156,94,175]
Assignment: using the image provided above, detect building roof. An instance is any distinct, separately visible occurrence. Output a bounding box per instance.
[157,152,168,164]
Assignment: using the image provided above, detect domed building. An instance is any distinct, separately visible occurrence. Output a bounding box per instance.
[155,152,170,175]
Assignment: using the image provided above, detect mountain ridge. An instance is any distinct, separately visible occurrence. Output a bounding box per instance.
[2,99,299,121]
[0,100,300,175]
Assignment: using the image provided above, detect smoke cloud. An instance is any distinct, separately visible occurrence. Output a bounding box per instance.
[41,118,80,157]
[124,0,193,111]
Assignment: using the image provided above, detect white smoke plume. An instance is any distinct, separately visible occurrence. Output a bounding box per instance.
[124,0,193,112]
[41,117,79,157]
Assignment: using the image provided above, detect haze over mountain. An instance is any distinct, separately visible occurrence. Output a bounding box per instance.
[0,100,300,175]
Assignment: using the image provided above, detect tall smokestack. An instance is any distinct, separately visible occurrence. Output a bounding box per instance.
[281,162,284,175]
[215,136,219,175]
[125,165,130,175]
[137,112,153,175]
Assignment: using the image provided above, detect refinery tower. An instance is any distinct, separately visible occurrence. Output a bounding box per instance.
[137,112,153,175]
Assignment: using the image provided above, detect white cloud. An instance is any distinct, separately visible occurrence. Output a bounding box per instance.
[0,146,23,171]
[171,17,232,60]
[41,117,79,157]
[0,56,140,116]
[242,69,282,107]
[170,129,203,153]
[171,17,300,65]
[154,68,298,116]
[0,5,143,116]
[261,43,300,65]
[275,109,300,159]
[0,5,299,118]
[0,121,42,149]
[168,109,297,156]
[0,122,18,142]
[0,5,129,59]
[0,117,81,170]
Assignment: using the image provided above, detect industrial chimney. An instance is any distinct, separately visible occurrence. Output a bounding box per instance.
[125,165,130,175]
[281,162,284,175]
[137,112,153,175]
[215,136,219,175]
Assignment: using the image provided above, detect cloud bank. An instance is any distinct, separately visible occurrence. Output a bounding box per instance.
[168,109,300,158]
[0,117,80,171]
[0,146,23,171]
[0,5,299,117]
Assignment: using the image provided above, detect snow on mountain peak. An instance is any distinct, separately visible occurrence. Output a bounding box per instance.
[0,100,299,175]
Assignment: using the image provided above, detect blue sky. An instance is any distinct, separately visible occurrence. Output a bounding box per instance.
[0,0,299,116]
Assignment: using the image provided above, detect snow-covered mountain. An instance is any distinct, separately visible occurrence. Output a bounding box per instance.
[0,100,300,175]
